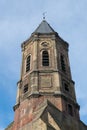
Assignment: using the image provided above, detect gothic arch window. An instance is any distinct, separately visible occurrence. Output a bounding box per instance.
[42,51,49,66]
[61,55,66,72]
[26,55,31,72]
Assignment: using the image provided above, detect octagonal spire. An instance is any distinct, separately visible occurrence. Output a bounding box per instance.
[33,20,56,34]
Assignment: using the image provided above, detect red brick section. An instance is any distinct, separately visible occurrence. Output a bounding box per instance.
[12,96,62,129]
[12,96,79,130]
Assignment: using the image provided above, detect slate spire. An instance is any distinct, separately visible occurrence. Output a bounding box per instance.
[33,20,56,34]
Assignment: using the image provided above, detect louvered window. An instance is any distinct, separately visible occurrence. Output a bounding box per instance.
[42,51,49,66]
[26,55,31,72]
[23,84,28,93]
[61,55,66,72]
[68,104,73,116]
[64,83,69,92]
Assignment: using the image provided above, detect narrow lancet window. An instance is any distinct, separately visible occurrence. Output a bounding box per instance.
[68,104,73,116]
[64,83,69,92]
[61,55,66,72]
[23,84,28,93]
[26,55,31,72]
[42,51,49,66]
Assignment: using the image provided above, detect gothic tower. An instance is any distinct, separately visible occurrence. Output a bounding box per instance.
[5,20,87,130]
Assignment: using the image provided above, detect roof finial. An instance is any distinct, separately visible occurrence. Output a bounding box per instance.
[43,12,46,20]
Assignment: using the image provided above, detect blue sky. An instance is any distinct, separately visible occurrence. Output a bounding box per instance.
[0,0,87,129]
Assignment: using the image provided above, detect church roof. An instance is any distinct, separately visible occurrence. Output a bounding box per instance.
[33,100,87,130]
[33,20,56,34]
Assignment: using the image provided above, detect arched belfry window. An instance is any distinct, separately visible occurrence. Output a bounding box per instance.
[42,51,49,66]
[26,55,31,72]
[61,55,66,72]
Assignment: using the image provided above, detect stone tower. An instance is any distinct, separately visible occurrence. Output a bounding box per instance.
[5,20,87,130]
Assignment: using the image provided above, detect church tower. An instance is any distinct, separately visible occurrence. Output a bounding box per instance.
[5,20,87,130]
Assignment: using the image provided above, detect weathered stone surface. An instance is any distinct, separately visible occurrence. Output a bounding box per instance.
[6,100,87,130]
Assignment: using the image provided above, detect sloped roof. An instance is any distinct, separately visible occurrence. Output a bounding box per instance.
[5,121,14,130]
[33,100,87,130]
[33,20,56,34]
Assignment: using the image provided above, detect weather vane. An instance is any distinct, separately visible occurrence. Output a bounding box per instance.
[43,12,47,20]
